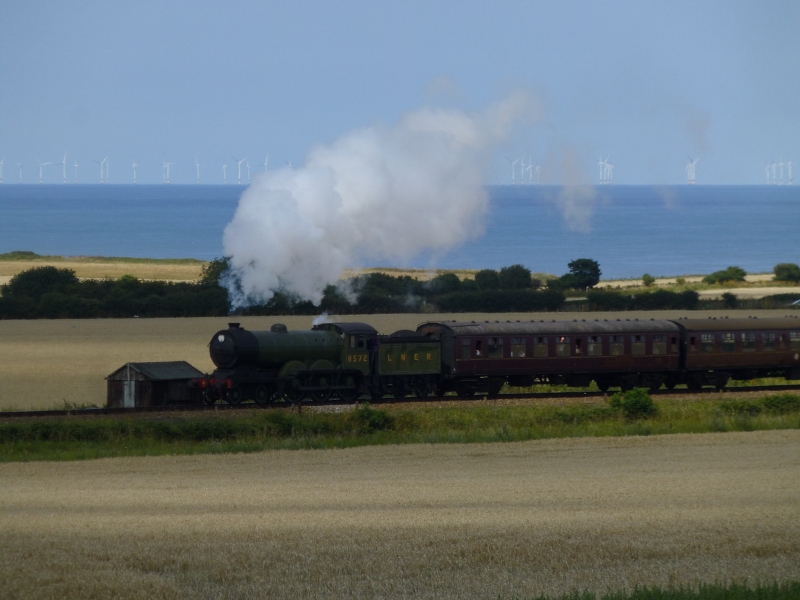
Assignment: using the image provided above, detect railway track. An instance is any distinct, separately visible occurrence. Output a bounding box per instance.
[2,384,799,420]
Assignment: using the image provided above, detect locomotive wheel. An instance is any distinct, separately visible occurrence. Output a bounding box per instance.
[309,388,332,402]
[227,386,243,405]
[336,387,360,402]
[203,389,218,406]
[413,380,433,398]
[282,381,305,404]
[254,384,274,407]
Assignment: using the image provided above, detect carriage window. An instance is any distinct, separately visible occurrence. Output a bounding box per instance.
[588,335,603,356]
[510,337,526,358]
[762,332,775,351]
[671,337,678,353]
[556,336,570,357]
[652,334,667,355]
[791,332,800,351]
[476,340,483,357]
[722,333,735,353]
[461,339,471,360]
[349,335,357,349]
[533,336,548,357]
[689,336,697,351]
[779,334,787,350]
[742,332,756,352]
[631,335,645,356]
[701,333,715,353]
[488,337,503,359]
[610,335,625,356]
[575,338,584,355]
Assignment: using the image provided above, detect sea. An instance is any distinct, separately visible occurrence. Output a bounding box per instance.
[0,184,797,280]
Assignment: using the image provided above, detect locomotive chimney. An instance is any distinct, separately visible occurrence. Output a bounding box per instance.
[228,323,241,329]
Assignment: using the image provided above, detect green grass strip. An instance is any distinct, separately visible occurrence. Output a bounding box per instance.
[1,394,798,462]
[523,580,800,600]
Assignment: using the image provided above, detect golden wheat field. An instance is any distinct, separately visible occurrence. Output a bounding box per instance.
[1,310,797,411]
[1,430,798,599]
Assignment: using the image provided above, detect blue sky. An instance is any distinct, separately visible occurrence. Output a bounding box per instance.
[1,1,798,185]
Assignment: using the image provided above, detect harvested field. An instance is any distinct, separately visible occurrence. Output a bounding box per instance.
[1,430,798,599]
[0,259,205,282]
[1,310,797,411]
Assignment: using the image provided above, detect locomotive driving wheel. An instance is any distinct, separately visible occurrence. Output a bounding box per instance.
[226,385,243,405]
[254,384,275,407]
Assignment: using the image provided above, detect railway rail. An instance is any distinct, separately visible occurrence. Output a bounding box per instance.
[2,384,799,420]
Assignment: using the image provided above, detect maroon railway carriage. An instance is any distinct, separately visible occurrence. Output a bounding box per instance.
[417,319,683,394]
[675,316,800,389]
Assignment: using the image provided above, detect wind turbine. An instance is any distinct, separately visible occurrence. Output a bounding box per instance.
[534,165,541,184]
[0,159,4,184]
[778,160,785,185]
[195,157,203,184]
[504,157,519,184]
[605,158,614,184]
[788,161,793,185]
[73,159,79,183]
[263,155,269,171]
[598,157,606,184]
[59,152,67,183]
[132,162,138,184]
[37,159,52,183]
[16,162,23,183]
[765,163,772,185]
[164,162,173,184]
[686,156,698,184]
[222,164,228,184]
[232,156,246,184]
[93,158,104,183]
[246,160,250,183]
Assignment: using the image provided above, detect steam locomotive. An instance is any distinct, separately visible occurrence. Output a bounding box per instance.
[196,316,800,404]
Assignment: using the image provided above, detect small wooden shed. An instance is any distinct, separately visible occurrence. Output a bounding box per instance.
[106,361,205,408]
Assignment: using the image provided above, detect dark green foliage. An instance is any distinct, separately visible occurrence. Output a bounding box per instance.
[642,273,656,287]
[721,292,738,308]
[720,394,800,416]
[200,256,232,286]
[2,266,79,299]
[427,272,461,295]
[435,289,565,312]
[774,262,800,282]
[702,266,746,284]
[474,269,500,290]
[498,264,533,289]
[0,250,49,260]
[0,270,230,319]
[564,258,601,291]
[526,581,800,600]
[609,388,657,419]
[587,289,699,311]
[348,404,395,433]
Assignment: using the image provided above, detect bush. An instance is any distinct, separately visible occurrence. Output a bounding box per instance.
[609,388,657,419]
[2,266,79,299]
[774,262,800,283]
[642,274,656,287]
[703,266,746,284]
[721,292,738,308]
[564,258,601,291]
[498,264,532,289]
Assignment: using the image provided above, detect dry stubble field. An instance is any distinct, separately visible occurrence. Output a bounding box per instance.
[1,309,797,411]
[1,430,798,599]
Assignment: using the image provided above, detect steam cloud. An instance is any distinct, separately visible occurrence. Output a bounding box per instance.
[222,93,537,307]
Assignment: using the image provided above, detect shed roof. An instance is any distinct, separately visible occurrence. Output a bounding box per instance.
[106,361,205,381]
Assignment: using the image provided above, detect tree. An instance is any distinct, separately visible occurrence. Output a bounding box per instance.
[564,259,601,291]
[774,263,800,283]
[200,256,232,287]
[1,266,79,299]
[703,266,746,284]
[428,272,461,295]
[474,269,500,290]
[498,264,532,289]
[642,274,656,287]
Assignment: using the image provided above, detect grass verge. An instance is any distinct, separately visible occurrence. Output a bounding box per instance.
[1,393,798,462]
[532,581,800,600]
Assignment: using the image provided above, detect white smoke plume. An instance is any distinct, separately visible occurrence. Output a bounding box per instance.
[222,93,537,307]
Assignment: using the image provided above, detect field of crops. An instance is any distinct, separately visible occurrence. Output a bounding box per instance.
[1,430,798,599]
